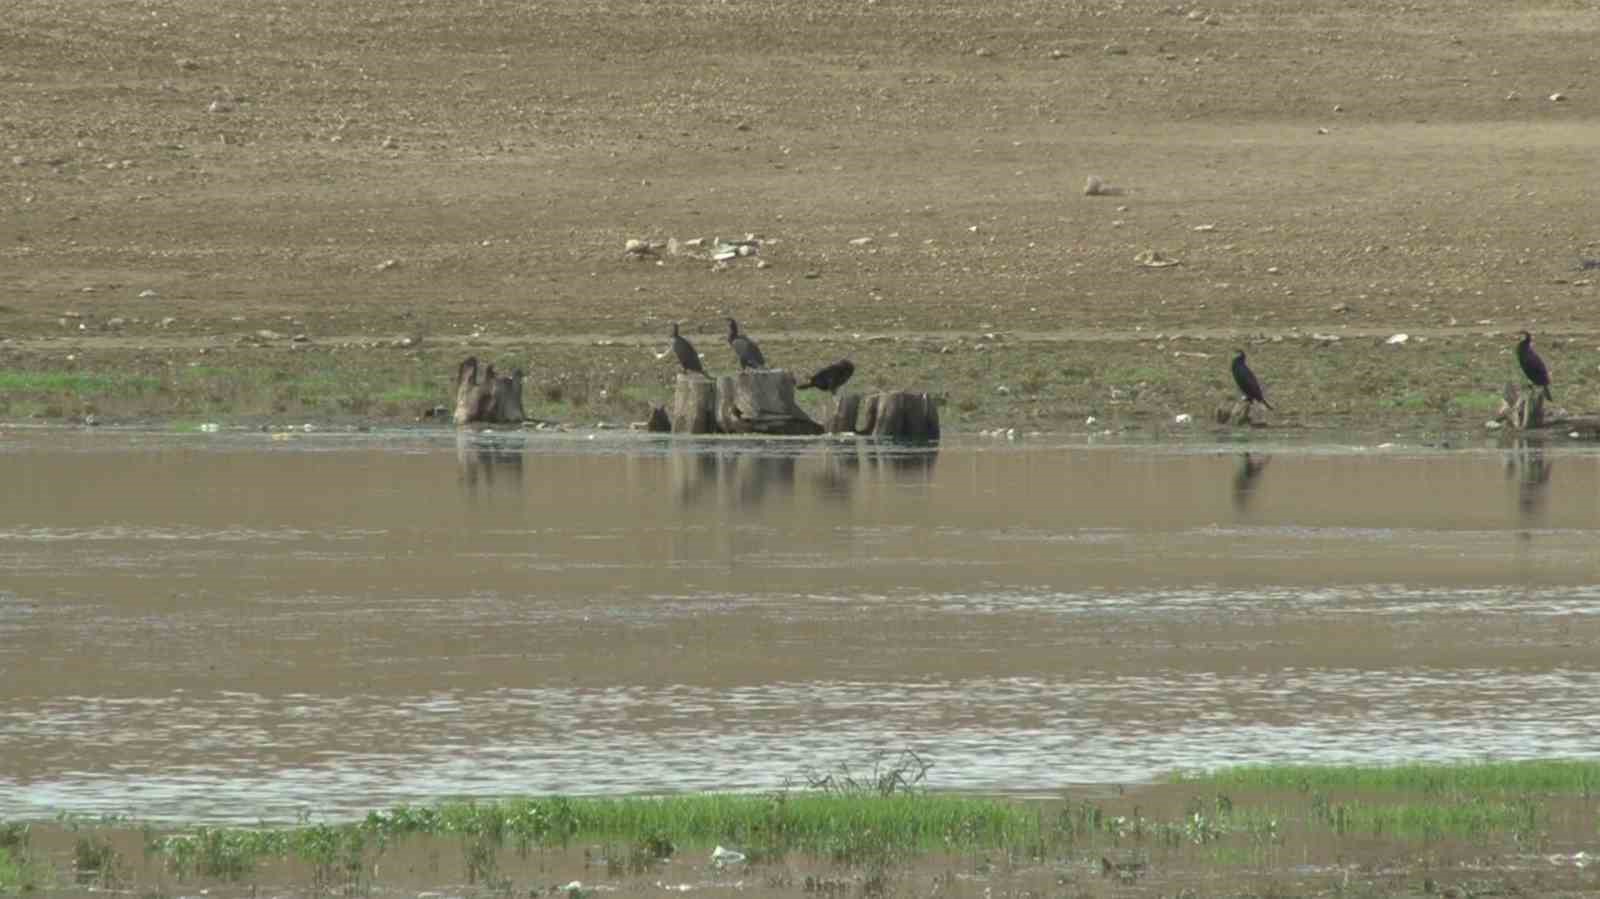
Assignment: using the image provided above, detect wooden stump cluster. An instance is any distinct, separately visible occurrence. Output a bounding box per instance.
[822,391,940,440]
[668,373,940,440]
[857,392,941,440]
[671,370,823,435]
[453,357,526,425]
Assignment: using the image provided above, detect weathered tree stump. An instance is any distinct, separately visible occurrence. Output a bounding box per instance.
[715,370,823,436]
[827,393,863,435]
[1214,399,1260,426]
[671,374,720,434]
[453,357,526,425]
[1498,382,1547,430]
[860,391,940,441]
[1495,382,1600,436]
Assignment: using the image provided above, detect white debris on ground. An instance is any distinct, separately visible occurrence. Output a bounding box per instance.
[625,234,768,268]
[711,845,745,868]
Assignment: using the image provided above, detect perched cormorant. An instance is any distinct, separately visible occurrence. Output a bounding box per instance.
[798,359,855,394]
[1231,350,1273,410]
[727,318,766,369]
[670,322,705,375]
[1515,331,1552,401]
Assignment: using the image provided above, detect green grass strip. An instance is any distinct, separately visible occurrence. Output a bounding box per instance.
[0,370,160,394]
[1172,760,1600,795]
[150,793,1042,881]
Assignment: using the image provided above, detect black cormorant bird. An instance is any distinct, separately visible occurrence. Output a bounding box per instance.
[670,322,705,376]
[1515,330,1552,401]
[798,359,855,394]
[1231,350,1273,410]
[727,318,766,370]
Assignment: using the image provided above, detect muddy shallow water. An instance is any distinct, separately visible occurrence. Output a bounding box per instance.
[2,428,1598,823]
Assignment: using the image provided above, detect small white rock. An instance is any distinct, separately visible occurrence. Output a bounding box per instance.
[1386,333,1409,345]
[1085,416,1097,426]
[1174,413,1193,425]
[1550,92,1567,102]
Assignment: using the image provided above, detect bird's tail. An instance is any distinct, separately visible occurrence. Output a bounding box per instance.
[1262,398,1275,411]
[1543,386,1553,401]
[797,382,816,391]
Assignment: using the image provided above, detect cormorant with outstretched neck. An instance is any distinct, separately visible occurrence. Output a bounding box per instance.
[1515,330,1552,401]
[670,322,705,376]
[1231,350,1273,410]
[727,318,766,370]
[798,359,855,395]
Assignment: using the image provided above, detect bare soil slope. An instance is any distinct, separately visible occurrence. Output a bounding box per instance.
[3,0,1598,428]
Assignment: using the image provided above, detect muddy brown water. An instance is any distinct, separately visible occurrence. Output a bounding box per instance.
[2,428,1599,824]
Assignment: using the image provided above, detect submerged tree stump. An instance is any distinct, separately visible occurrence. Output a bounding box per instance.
[859,391,940,441]
[671,374,720,434]
[827,393,863,435]
[453,357,526,425]
[644,404,672,433]
[715,370,823,436]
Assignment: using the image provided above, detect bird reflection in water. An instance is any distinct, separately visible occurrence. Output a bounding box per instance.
[1503,440,1552,525]
[455,430,525,489]
[1231,452,1271,512]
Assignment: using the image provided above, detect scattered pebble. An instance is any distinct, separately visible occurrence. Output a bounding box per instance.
[1386,333,1410,345]
[376,258,401,271]
[1174,413,1193,425]
[1550,92,1567,102]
